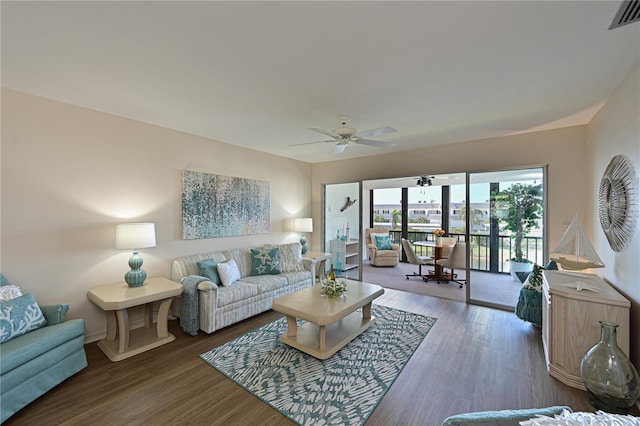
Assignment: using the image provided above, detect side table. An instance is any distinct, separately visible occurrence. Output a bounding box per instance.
[87,277,183,362]
[303,251,331,281]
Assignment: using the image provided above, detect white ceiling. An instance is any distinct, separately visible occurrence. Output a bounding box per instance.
[2,1,639,164]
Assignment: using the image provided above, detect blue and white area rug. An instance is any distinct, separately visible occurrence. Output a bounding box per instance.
[200,304,437,426]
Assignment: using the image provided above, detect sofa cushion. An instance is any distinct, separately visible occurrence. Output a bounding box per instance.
[197,259,221,285]
[0,285,23,302]
[216,282,259,307]
[217,260,241,287]
[240,274,288,293]
[0,293,47,343]
[375,248,399,258]
[281,271,313,286]
[250,247,281,276]
[0,319,85,375]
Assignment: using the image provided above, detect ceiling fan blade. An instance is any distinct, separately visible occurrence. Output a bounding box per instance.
[355,126,397,138]
[355,139,397,148]
[308,127,339,139]
[289,139,335,147]
[333,143,347,155]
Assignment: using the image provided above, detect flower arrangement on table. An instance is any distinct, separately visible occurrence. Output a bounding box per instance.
[432,229,446,238]
[321,279,348,297]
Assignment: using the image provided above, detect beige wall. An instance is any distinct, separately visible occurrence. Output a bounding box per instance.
[3,64,638,366]
[1,89,312,341]
[311,125,588,256]
[587,65,640,367]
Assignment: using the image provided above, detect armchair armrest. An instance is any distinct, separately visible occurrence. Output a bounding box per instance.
[39,303,70,325]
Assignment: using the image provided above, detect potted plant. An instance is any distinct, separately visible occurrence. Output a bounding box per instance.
[492,182,543,281]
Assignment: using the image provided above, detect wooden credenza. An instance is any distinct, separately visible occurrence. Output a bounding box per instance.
[542,270,630,390]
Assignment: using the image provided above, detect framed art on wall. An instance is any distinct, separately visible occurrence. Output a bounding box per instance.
[181,170,270,239]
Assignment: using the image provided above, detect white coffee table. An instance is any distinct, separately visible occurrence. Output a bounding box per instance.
[272,281,384,359]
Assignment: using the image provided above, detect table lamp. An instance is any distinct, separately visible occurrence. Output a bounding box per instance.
[115,223,156,287]
[293,218,313,255]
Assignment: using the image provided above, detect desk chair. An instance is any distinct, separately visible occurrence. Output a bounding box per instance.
[435,242,469,287]
[437,237,457,259]
[401,238,433,281]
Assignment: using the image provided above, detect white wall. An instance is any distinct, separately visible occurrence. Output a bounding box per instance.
[1,89,312,342]
[587,65,640,368]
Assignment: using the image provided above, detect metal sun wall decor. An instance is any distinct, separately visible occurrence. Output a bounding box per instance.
[181,170,270,239]
[598,155,638,252]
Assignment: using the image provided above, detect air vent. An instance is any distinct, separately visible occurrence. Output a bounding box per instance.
[609,0,640,29]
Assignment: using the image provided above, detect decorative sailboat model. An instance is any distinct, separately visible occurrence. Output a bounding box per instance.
[550,215,605,271]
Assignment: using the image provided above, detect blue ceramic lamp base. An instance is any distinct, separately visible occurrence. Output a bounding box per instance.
[125,251,147,287]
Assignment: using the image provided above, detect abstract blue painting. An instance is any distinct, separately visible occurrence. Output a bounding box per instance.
[182,170,270,239]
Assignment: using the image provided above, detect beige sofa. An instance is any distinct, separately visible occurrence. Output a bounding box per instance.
[171,243,315,334]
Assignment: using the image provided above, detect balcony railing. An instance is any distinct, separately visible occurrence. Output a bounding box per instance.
[389,230,543,274]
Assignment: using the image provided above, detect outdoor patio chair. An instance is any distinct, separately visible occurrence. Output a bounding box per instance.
[401,238,433,280]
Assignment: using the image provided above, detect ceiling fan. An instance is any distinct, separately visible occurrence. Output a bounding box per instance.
[416,175,434,186]
[290,116,397,155]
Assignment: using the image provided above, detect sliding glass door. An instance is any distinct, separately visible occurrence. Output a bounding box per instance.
[324,182,362,281]
[467,167,546,309]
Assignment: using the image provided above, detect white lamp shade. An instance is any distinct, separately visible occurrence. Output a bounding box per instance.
[293,218,313,233]
[115,223,156,250]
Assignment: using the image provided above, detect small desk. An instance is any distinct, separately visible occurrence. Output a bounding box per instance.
[87,277,183,362]
[414,241,455,282]
[303,251,332,281]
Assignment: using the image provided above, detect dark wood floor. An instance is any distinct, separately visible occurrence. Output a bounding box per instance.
[5,289,621,426]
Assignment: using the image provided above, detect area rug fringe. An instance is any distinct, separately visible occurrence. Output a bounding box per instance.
[200,304,436,426]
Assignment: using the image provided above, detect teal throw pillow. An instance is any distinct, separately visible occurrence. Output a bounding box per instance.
[544,260,558,270]
[374,235,393,250]
[197,259,221,285]
[0,292,47,343]
[250,247,281,276]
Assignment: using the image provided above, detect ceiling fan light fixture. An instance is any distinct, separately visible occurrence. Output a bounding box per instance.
[334,127,357,137]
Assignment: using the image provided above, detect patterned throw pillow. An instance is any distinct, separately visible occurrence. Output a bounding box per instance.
[250,248,281,276]
[523,264,544,292]
[271,243,305,272]
[217,259,241,287]
[374,235,393,250]
[197,259,221,284]
[0,284,23,302]
[0,292,47,343]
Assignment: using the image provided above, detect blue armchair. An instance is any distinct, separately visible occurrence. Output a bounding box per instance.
[0,274,88,423]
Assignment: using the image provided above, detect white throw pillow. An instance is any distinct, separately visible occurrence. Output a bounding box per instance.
[217,259,241,286]
[0,284,23,302]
